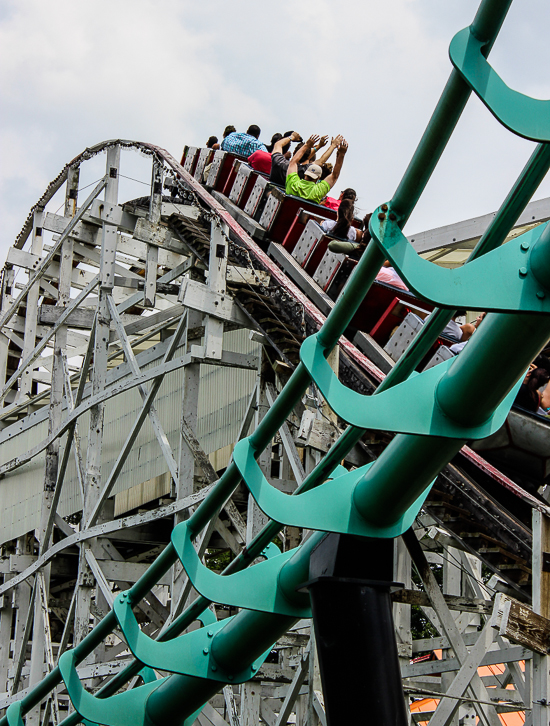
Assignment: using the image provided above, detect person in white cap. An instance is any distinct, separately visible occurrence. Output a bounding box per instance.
[285,134,348,204]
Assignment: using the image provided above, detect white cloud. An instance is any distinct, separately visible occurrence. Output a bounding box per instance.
[1,0,550,255]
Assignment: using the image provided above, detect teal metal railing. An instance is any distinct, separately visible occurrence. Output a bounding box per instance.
[5,0,550,723]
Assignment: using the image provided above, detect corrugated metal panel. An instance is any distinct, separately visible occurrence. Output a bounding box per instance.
[0,329,260,545]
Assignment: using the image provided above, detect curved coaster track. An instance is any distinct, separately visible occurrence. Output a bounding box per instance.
[2,0,550,724]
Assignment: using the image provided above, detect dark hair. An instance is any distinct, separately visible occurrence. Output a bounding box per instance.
[526,367,550,403]
[320,163,332,180]
[266,133,283,153]
[223,125,236,138]
[534,353,550,374]
[331,199,355,239]
[362,212,373,244]
[247,124,261,139]
[206,136,218,148]
[341,188,357,201]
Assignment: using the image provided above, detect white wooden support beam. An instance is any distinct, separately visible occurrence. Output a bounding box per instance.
[179,277,250,328]
[223,686,240,726]
[204,220,229,359]
[75,146,120,649]
[0,274,99,406]
[428,618,496,726]
[0,484,216,602]
[11,579,36,695]
[106,295,178,481]
[143,161,164,308]
[144,246,159,308]
[37,571,59,725]
[265,383,305,485]
[404,530,501,726]
[86,309,188,528]
[201,703,231,726]
[84,550,114,607]
[275,644,310,726]
[246,369,272,543]
[531,511,550,726]
[240,682,261,726]
[259,699,277,726]
[18,209,45,401]
[0,177,107,334]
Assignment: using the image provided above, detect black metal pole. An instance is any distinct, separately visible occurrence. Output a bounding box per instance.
[304,534,408,725]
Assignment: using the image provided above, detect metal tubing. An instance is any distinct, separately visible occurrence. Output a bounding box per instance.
[529,221,550,290]
[475,143,550,257]
[354,312,550,527]
[436,309,550,426]
[380,141,550,390]
[145,536,326,725]
[392,0,513,222]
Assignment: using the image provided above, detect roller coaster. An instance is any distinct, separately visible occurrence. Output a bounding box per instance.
[2,0,550,724]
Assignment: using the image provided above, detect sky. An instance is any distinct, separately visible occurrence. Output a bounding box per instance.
[1,0,550,261]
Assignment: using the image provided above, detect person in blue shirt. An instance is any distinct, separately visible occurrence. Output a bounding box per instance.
[221,125,267,157]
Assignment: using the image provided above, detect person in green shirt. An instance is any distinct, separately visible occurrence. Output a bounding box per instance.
[285,134,348,204]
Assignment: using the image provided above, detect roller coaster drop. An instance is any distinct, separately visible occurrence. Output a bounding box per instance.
[2,0,550,723]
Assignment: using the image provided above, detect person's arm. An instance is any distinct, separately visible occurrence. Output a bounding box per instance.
[272,131,301,156]
[288,134,319,176]
[459,323,476,341]
[314,135,329,152]
[316,135,342,167]
[324,139,348,189]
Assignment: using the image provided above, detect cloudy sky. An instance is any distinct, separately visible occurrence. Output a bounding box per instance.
[1,0,550,260]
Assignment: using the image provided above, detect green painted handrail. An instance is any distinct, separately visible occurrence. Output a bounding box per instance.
[370,215,550,312]
[450,26,550,142]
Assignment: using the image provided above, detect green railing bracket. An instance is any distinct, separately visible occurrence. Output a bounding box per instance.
[58,650,166,726]
[197,607,217,627]
[5,703,23,726]
[170,523,311,617]
[450,26,550,142]
[300,333,521,438]
[232,439,432,535]
[112,598,272,683]
[76,668,156,726]
[371,213,550,313]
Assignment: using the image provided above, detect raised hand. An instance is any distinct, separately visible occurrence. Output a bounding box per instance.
[306,134,320,148]
[338,139,349,155]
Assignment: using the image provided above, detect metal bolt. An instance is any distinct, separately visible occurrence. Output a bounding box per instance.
[389,212,397,221]
[120,597,125,604]
[521,241,530,251]
[207,630,214,637]
[381,203,388,212]
[519,267,528,277]
[211,665,217,672]
[538,290,546,300]
[378,212,386,221]
[203,648,209,655]
[228,675,234,681]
